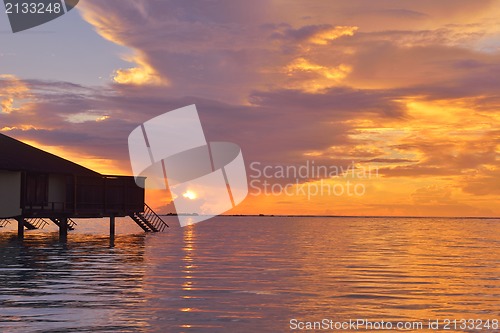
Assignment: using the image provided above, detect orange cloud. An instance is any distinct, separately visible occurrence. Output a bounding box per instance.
[113,53,167,86]
[0,74,30,114]
[78,3,168,86]
[284,58,351,92]
[308,26,358,45]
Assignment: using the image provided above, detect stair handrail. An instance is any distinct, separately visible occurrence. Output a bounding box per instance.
[143,203,169,231]
[0,219,11,227]
[27,218,49,229]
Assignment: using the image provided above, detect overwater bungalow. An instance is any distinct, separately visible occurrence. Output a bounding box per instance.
[0,133,168,238]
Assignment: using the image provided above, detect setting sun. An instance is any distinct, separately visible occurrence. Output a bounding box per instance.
[182,190,197,200]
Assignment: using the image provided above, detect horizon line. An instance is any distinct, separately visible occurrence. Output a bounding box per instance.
[161,213,499,220]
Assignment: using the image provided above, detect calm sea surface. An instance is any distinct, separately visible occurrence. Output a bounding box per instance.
[0,217,498,332]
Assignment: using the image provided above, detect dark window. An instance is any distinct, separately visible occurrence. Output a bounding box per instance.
[26,173,48,207]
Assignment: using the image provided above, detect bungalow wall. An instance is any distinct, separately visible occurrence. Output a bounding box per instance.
[21,174,144,217]
[0,170,22,218]
[0,170,144,219]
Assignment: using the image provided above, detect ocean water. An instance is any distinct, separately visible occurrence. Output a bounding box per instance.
[0,216,498,332]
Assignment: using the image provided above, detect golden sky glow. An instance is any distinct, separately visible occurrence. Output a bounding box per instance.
[21,139,129,176]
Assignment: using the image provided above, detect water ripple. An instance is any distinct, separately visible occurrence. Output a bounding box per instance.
[0,217,499,332]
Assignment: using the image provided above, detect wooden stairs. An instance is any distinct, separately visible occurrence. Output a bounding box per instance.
[129,203,169,232]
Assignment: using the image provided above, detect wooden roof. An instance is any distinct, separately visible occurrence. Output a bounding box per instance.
[0,133,101,176]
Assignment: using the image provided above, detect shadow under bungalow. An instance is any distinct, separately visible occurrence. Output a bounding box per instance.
[0,133,168,240]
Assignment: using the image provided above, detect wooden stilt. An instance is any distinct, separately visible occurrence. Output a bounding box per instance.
[16,217,24,239]
[110,215,116,237]
[110,215,115,247]
[59,217,68,242]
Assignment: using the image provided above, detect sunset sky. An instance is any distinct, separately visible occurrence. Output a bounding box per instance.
[1,1,499,217]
